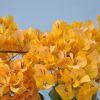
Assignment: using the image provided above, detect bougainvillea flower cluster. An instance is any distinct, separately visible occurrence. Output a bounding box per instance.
[0,16,100,100]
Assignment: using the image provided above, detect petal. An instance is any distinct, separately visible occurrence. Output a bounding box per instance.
[55,85,69,100]
[79,75,91,84]
[10,86,26,94]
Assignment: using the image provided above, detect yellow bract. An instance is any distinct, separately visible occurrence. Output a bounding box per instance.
[0,59,10,96]
[32,64,54,89]
[55,84,74,100]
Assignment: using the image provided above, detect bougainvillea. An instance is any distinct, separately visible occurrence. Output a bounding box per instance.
[0,16,100,100]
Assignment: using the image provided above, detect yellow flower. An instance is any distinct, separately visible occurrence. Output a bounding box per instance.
[55,84,74,100]
[77,83,99,100]
[32,64,54,89]
[85,50,99,79]
[73,74,91,88]
[0,59,10,96]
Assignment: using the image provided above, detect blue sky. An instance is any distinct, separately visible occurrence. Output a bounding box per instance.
[0,0,100,99]
[0,0,100,31]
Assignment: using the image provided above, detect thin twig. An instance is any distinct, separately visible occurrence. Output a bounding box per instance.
[0,51,27,53]
[7,54,19,62]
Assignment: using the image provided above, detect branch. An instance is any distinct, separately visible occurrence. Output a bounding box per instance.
[0,50,27,53]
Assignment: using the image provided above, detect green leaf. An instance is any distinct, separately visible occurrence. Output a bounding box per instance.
[72,97,77,100]
[39,93,44,100]
[49,87,62,100]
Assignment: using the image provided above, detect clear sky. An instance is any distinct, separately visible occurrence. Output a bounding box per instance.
[0,0,100,99]
[0,0,100,31]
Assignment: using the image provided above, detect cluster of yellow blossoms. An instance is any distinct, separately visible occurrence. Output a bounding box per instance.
[0,16,100,100]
